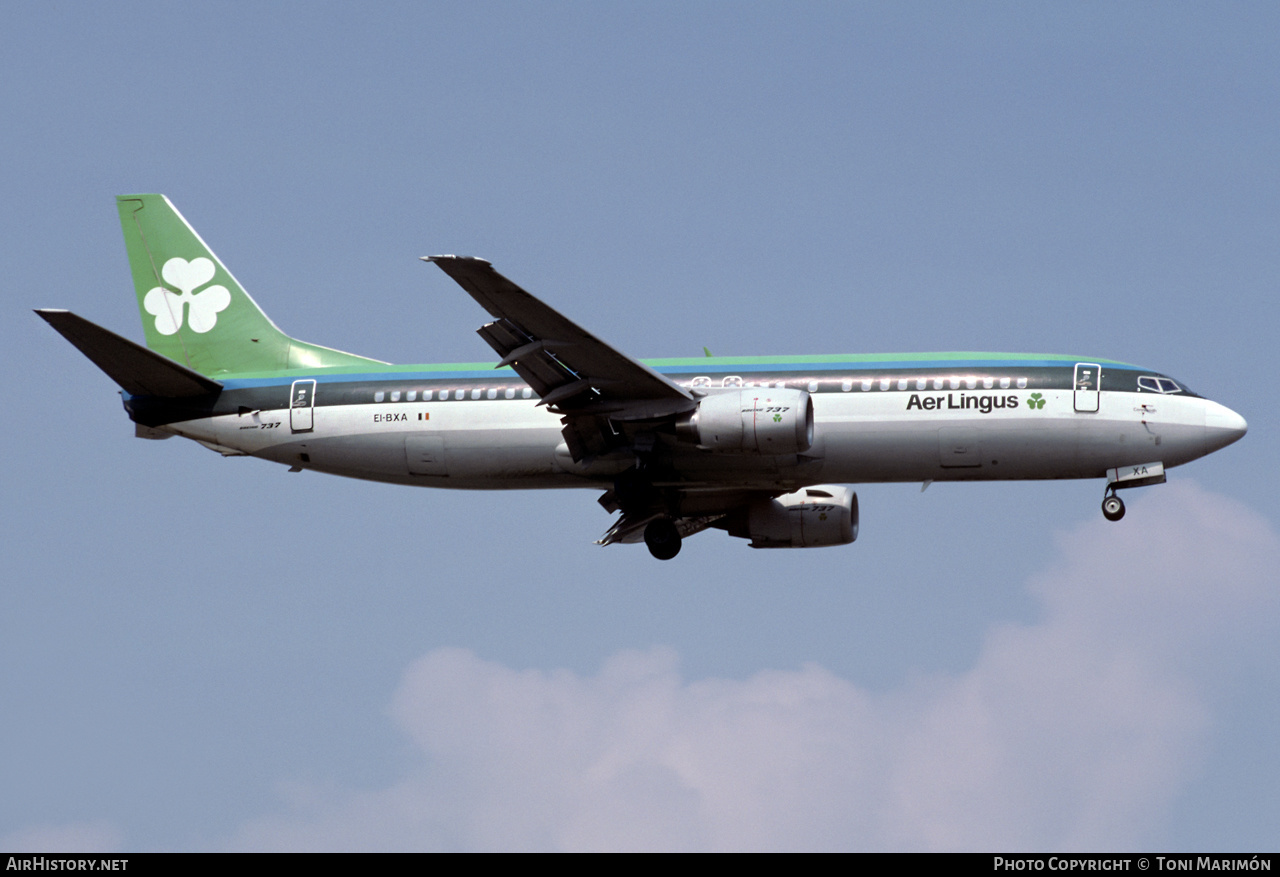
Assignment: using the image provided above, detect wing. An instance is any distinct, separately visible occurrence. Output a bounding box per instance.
[423,258,813,552]
[425,256,696,460]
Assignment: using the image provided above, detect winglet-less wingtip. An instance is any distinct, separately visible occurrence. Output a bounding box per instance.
[421,255,493,266]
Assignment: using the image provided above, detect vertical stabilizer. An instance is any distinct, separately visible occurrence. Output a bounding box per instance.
[117,195,379,376]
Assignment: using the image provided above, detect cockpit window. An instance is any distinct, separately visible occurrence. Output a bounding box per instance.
[1138,376,1182,394]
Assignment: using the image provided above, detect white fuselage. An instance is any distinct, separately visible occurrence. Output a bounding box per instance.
[159,382,1242,492]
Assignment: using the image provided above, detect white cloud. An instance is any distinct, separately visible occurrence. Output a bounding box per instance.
[230,483,1279,851]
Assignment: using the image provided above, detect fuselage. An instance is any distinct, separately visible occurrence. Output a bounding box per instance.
[128,352,1247,493]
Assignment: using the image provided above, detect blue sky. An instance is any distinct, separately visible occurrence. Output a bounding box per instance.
[2,2,1277,851]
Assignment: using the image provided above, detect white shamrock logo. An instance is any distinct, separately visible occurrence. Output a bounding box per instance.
[143,257,232,335]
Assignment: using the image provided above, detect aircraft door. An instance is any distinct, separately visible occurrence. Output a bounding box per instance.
[938,428,982,468]
[1073,363,1100,413]
[290,379,316,432]
[405,435,448,476]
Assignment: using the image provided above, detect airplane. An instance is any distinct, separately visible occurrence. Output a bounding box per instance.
[37,195,1248,560]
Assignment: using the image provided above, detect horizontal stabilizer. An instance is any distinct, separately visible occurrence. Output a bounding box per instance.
[35,309,222,398]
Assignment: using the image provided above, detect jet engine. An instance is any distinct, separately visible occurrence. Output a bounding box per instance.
[676,388,813,454]
[743,485,858,548]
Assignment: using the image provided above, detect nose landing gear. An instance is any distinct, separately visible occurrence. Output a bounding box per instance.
[1101,461,1165,522]
[1101,489,1125,522]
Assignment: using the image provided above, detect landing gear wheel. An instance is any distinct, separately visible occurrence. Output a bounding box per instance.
[1102,494,1125,522]
[644,517,682,560]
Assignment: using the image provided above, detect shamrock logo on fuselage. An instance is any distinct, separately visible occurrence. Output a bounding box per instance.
[143,257,232,335]
[1027,392,1046,410]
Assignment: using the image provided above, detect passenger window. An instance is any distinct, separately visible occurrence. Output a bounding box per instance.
[999,377,1011,389]
[455,389,466,400]
[841,380,853,392]
[487,388,497,399]
[916,378,927,390]
[723,376,743,388]
[391,390,401,402]
[423,389,433,401]
[374,391,385,402]
[691,376,712,388]
[1016,378,1028,389]
[808,380,819,392]
[879,378,891,391]
[933,378,944,390]
[470,389,481,400]
[860,379,872,391]
[406,390,417,402]
[949,377,960,389]
[897,379,908,390]
[505,388,515,399]
[965,377,977,389]
[522,388,533,399]
[983,377,994,389]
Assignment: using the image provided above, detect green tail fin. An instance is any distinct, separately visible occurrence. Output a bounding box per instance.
[117,194,380,376]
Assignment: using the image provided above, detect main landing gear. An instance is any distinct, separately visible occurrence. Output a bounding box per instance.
[644,517,682,560]
[1101,489,1125,522]
[612,467,683,560]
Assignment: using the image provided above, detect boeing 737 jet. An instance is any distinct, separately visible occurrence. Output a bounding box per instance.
[37,195,1247,559]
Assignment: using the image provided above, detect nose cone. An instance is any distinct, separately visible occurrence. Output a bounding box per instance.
[1204,400,1248,453]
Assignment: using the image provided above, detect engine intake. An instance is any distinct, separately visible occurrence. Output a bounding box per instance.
[745,485,858,548]
[676,388,813,455]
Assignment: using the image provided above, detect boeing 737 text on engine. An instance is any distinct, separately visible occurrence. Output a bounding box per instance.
[37,195,1248,559]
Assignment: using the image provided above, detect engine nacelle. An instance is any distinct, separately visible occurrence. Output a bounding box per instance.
[676,388,813,454]
[746,485,858,548]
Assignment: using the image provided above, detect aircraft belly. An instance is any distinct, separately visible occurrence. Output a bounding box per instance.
[816,418,1084,481]
[436,428,563,481]
[224,402,573,487]
[660,455,812,491]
